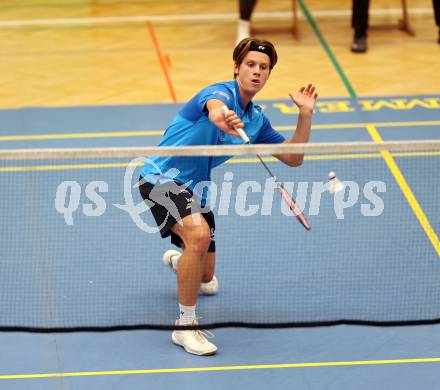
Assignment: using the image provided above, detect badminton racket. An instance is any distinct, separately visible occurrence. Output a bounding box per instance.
[220,105,311,231]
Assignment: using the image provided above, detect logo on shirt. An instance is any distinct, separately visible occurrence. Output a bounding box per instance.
[213,91,231,100]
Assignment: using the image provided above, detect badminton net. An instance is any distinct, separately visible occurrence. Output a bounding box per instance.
[0,140,439,331]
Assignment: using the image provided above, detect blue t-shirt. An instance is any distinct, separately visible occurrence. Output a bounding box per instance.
[140,79,285,204]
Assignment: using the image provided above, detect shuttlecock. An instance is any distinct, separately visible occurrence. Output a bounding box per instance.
[328,171,344,193]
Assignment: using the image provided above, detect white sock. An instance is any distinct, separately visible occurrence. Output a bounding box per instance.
[179,304,196,325]
[171,253,180,271]
[236,19,250,44]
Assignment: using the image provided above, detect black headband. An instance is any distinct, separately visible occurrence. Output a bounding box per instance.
[248,41,273,59]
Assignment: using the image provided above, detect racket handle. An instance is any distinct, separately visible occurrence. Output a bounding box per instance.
[219,105,250,144]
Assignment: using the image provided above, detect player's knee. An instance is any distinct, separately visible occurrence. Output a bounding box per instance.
[185,225,211,254]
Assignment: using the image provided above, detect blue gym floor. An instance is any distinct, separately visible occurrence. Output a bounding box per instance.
[0,96,439,389]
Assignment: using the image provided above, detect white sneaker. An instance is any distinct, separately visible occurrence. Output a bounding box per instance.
[162,250,219,295]
[162,249,180,272]
[200,275,219,295]
[172,320,218,356]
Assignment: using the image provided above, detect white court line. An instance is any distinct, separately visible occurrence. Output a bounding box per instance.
[0,8,433,28]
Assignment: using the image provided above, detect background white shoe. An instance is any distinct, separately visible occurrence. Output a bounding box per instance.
[172,320,218,356]
[200,275,219,295]
[162,249,181,272]
[163,250,219,295]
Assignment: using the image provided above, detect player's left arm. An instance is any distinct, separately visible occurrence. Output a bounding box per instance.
[274,84,318,167]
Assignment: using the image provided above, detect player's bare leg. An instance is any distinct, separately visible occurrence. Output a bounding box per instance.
[168,214,217,356]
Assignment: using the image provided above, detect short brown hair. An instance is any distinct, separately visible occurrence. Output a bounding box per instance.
[233,38,278,78]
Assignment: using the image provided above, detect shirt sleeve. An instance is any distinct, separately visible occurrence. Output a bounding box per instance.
[178,83,234,122]
[254,115,286,144]
[198,83,234,111]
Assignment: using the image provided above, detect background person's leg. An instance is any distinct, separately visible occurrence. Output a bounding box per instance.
[237,0,258,43]
[351,0,370,52]
[433,0,440,43]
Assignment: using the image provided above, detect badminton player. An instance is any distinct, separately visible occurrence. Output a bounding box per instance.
[139,37,318,355]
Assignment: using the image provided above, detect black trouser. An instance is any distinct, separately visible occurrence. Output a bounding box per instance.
[239,0,257,20]
[353,0,440,34]
[434,0,440,27]
[352,0,370,37]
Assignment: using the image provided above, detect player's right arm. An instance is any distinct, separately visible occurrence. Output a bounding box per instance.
[206,99,244,137]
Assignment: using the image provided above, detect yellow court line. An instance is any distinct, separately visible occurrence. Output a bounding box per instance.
[0,120,439,142]
[1,357,439,380]
[0,162,141,172]
[307,153,380,160]
[366,125,440,257]
[276,120,440,131]
[0,131,163,141]
[229,153,381,164]
[392,151,440,157]
[366,120,440,128]
[218,151,440,163]
[1,152,439,172]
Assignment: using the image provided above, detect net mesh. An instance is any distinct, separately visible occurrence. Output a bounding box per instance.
[0,141,439,331]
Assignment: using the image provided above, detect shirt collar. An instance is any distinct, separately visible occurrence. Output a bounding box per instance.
[233,79,254,120]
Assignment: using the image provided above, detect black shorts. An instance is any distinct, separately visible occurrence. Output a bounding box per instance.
[138,177,216,252]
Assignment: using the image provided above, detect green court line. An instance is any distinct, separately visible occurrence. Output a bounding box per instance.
[1,357,439,380]
[297,0,356,97]
[296,0,439,256]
